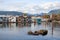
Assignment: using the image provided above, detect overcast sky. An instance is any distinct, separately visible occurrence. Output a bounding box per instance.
[0,0,60,14]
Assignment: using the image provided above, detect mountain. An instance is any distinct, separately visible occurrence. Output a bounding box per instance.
[49,9,60,14]
[0,11,23,16]
[32,13,49,16]
[0,11,51,16]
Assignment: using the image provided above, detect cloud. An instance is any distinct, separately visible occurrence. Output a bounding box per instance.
[0,1,60,14]
[31,2,60,13]
[41,2,60,10]
[24,2,60,14]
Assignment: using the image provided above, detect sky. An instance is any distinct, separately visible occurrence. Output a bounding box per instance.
[0,0,60,14]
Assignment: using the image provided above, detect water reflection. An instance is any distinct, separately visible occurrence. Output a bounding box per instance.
[16,23,31,27]
[0,22,60,40]
[51,22,60,37]
[0,23,31,28]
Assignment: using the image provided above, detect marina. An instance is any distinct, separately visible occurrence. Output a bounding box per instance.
[0,0,60,40]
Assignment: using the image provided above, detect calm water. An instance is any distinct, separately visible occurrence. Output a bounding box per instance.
[0,22,60,40]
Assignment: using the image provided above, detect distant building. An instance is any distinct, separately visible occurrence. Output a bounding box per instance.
[0,15,9,22]
[24,16,31,23]
[27,16,31,23]
[0,15,17,23]
[0,17,4,22]
[8,16,16,23]
[41,15,50,22]
[31,16,42,23]
[36,16,42,23]
[50,14,60,21]
[16,16,24,23]
[31,16,36,23]
[16,15,32,23]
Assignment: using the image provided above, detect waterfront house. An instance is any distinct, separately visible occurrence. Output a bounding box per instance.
[31,16,42,23]
[50,14,57,20]
[16,15,31,26]
[23,13,32,23]
[36,16,42,23]
[0,15,9,23]
[41,14,50,22]
[16,16,24,23]
[8,16,16,23]
[27,16,31,23]
[0,17,3,23]
[50,14,60,21]
[31,16,36,23]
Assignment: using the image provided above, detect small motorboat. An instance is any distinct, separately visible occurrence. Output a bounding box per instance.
[28,31,39,35]
[37,30,48,36]
[28,30,48,36]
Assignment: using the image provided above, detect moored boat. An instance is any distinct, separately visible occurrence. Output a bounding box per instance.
[28,30,48,36]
